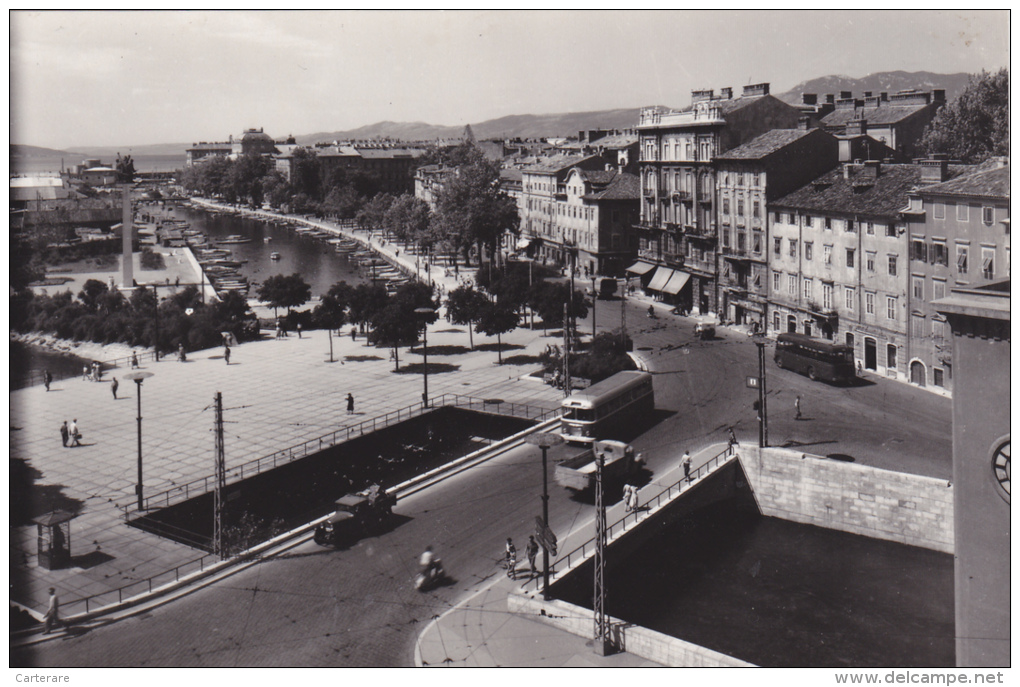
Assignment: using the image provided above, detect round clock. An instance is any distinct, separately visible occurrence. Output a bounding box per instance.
[992,439,1010,504]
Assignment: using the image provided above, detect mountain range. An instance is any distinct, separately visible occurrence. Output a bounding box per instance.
[13,71,979,159]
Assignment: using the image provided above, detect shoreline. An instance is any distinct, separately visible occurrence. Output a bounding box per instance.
[11,331,155,363]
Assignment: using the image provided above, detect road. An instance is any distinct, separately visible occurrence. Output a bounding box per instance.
[14,296,952,667]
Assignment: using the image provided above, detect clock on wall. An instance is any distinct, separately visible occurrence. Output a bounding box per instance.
[992,438,1010,504]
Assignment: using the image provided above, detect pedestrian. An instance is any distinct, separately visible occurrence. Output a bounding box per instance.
[795,394,802,420]
[628,483,640,512]
[681,450,692,482]
[111,377,119,400]
[350,327,356,340]
[275,323,282,339]
[43,588,64,635]
[526,535,539,575]
[623,484,634,511]
[131,352,139,369]
[728,427,737,447]
[505,538,517,579]
[178,343,186,362]
[44,370,52,392]
[60,421,69,448]
[346,393,355,415]
[175,276,180,288]
[296,323,302,338]
[94,362,102,382]
[82,365,90,382]
[68,419,81,447]
[224,346,231,365]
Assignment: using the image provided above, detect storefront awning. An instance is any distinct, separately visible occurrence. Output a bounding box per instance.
[646,266,675,292]
[660,270,691,295]
[625,260,656,276]
[516,237,532,249]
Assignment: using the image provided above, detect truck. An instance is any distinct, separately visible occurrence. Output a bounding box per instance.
[595,277,618,300]
[554,440,637,491]
[313,484,397,548]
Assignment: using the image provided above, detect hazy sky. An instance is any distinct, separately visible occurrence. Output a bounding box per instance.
[9,10,1010,150]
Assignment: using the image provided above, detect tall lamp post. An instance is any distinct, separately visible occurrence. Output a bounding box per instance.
[123,371,154,510]
[415,307,436,407]
[525,432,563,599]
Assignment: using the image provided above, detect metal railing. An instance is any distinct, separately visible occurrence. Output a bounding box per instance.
[11,349,161,390]
[523,443,736,592]
[139,393,558,511]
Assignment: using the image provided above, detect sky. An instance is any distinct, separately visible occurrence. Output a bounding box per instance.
[9,10,1011,150]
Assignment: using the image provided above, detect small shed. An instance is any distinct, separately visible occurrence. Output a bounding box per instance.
[32,510,75,570]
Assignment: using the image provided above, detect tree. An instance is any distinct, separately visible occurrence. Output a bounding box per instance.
[256,273,311,317]
[528,282,588,331]
[313,280,353,331]
[347,283,390,335]
[356,193,394,235]
[368,282,438,370]
[384,194,431,245]
[919,68,1009,163]
[289,148,322,201]
[78,279,109,311]
[475,300,520,364]
[445,285,489,349]
[321,185,361,220]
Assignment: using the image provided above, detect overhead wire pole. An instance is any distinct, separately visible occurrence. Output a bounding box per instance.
[562,303,571,396]
[213,391,226,559]
[757,341,769,448]
[593,449,610,655]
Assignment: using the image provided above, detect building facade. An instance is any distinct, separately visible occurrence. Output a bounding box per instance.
[902,160,1010,393]
[276,145,426,195]
[714,127,840,327]
[819,89,946,159]
[634,83,803,315]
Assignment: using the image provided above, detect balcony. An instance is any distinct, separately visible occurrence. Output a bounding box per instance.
[721,246,751,261]
[672,190,692,202]
[643,185,657,197]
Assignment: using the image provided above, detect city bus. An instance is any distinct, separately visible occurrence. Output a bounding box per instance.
[560,370,655,443]
[773,333,856,384]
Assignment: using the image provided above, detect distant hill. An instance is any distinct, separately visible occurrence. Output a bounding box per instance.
[10,144,72,158]
[776,70,975,105]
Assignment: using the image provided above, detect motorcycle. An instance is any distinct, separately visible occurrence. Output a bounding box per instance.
[414,559,446,591]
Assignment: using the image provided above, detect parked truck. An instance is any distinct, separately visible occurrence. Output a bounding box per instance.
[554,440,637,491]
[313,484,396,548]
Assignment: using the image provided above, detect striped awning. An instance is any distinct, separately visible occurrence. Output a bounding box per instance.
[646,266,675,292]
[660,270,691,295]
[625,260,656,275]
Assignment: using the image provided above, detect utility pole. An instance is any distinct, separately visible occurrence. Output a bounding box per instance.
[620,280,627,351]
[562,303,571,396]
[591,277,597,337]
[213,391,226,558]
[756,341,768,448]
[593,449,610,655]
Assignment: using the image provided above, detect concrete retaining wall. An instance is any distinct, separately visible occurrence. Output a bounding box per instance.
[738,446,954,553]
[508,591,753,667]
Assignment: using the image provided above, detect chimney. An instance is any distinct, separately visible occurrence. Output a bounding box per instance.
[845,118,868,137]
[863,91,872,98]
[863,94,882,108]
[825,94,835,104]
[918,155,949,184]
[880,92,888,102]
[720,87,733,99]
[835,97,857,110]
[798,116,811,130]
[801,93,818,106]
[691,88,714,103]
[933,89,946,103]
[862,160,881,179]
[742,82,770,97]
[840,90,853,100]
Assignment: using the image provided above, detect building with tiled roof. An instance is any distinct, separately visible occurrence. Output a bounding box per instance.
[633,82,804,315]
[819,89,946,158]
[768,158,975,384]
[276,144,427,195]
[899,158,1009,394]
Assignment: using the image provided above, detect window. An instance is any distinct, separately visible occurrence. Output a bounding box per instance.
[957,203,969,221]
[866,221,875,235]
[804,214,812,228]
[789,239,798,258]
[846,332,855,350]
[887,344,897,370]
[737,232,746,251]
[774,237,782,255]
[805,242,813,261]
[932,318,946,343]
[932,241,947,265]
[803,278,812,300]
[932,279,946,301]
[846,219,856,233]
[911,239,928,262]
[957,245,969,274]
[824,217,832,231]
[773,271,781,291]
[888,255,898,276]
[823,245,832,266]
[885,223,897,238]
[737,200,744,216]
[982,206,994,224]
[773,312,781,331]
[845,286,855,311]
[886,296,897,321]
[753,173,760,188]
[752,231,762,254]
[866,292,875,315]
[753,272,761,287]
[933,202,945,219]
[866,252,876,272]
[912,314,926,338]
[753,201,761,218]
[982,247,995,280]
[788,274,797,295]
[822,283,833,310]
[912,276,924,301]
[933,368,944,388]
[846,248,855,268]
[722,197,730,215]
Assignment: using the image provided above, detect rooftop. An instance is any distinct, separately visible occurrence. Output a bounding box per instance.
[715,128,820,161]
[522,154,597,174]
[917,164,1010,200]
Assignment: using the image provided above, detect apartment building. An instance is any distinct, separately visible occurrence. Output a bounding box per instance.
[902,159,1009,393]
[819,89,945,158]
[633,83,803,315]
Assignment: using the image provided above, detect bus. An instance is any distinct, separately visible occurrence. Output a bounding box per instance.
[773,333,856,384]
[560,370,655,443]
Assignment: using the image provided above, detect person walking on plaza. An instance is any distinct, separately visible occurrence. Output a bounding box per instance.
[131,352,139,369]
[526,535,539,575]
[728,427,737,447]
[68,419,81,447]
[43,588,64,634]
[44,370,52,392]
[178,344,186,362]
[346,393,355,415]
[224,345,231,365]
[111,377,119,400]
[60,421,69,448]
[628,483,640,512]
[296,323,302,338]
[795,394,802,420]
[623,484,634,512]
[82,365,90,382]
[505,538,517,580]
[681,450,692,482]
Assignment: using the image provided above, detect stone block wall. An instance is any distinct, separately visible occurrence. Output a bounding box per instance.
[738,446,954,553]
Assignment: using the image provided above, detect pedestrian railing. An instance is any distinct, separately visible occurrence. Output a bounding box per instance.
[522,443,737,593]
[138,393,559,511]
[12,349,161,390]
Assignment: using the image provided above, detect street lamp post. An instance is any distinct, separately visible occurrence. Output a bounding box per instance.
[525,432,564,600]
[415,307,436,407]
[123,370,154,511]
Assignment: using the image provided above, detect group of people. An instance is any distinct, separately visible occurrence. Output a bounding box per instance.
[59,419,82,448]
[623,483,641,512]
[82,361,104,382]
[504,535,541,580]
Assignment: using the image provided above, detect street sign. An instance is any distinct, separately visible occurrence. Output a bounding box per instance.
[534,516,558,555]
[746,376,760,388]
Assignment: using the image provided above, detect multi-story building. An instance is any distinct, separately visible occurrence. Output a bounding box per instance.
[819,89,945,159]
[901,159,1009,393]
[769,159,969,380]
[413,164,457,211]
[634,83,803,315]
[276,145,426,195]
[714,126,839,328]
